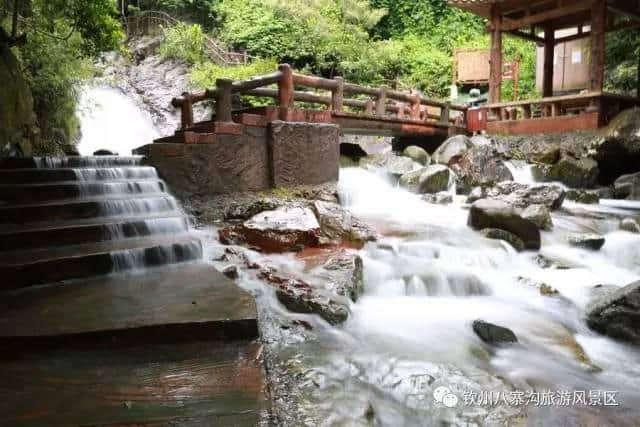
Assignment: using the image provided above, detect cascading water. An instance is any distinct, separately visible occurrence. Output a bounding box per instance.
[247,166,640,426]
[77,86,159,155]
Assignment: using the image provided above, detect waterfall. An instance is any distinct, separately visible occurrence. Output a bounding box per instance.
[77,86,159,156]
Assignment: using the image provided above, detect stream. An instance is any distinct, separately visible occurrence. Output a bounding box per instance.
[219,165,640,426]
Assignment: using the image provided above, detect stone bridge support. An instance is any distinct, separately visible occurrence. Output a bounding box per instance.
[135,121,339,198]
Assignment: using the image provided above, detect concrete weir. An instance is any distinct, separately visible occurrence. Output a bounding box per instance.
[135,121,340,196]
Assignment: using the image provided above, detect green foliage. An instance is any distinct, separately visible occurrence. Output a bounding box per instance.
[605,30,640,94]
[36,0,124,55]
[213,0,385,76]
[15,20,94,151]
[1,0,123,153]
[159,22,206,64]
[191,57,277,88]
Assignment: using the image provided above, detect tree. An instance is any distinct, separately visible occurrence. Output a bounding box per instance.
[1,0,124,153]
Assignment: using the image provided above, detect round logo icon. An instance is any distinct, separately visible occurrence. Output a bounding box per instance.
[433,386,459,408]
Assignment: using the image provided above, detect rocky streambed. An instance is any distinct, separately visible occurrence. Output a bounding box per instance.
[184,130,640,426]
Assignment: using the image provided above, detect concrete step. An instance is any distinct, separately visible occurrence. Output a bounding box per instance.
[0,156,144,169]
[0,180,167,205]
[0,167,158,184]
[0,263,258,344]
[0,215,189,252]
[0,235,203,289]
[0,195,177,224]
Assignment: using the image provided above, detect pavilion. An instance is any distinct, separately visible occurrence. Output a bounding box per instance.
[449,0,640,134]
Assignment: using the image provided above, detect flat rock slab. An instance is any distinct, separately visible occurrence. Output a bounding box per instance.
[0,339,269,426]
[0,263,258,342]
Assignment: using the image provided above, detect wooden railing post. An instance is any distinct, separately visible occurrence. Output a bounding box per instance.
[215,79,233,123]
[364,98,374,115]
[522,104,532,119]
[439,102,451,125]
[178,92,194,130]
[331,76,344,112]
[410,96,421,120]
[376,86,387,116]
[278,64,294,110]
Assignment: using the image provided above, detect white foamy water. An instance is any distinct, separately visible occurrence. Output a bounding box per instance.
[77,86,159,155]
[256,167,640,426]
[505,159,537,185]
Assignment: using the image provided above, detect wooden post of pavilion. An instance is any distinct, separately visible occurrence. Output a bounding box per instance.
[489,4,503,104]
[590,0,606,92]
[543,26,555,98]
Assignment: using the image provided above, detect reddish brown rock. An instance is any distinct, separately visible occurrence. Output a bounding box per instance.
[219,206,321,253]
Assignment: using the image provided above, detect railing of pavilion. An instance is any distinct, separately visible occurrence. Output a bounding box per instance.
[484,91,626,122]
[171,64,468,131]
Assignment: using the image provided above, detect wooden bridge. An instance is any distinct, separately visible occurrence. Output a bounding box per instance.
[158,64,469,144]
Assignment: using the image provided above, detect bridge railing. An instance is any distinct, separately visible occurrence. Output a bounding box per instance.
[171,64,468,130]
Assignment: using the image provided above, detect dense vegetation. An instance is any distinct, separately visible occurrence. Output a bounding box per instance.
[1,0,123,152]
[150,0,640,103]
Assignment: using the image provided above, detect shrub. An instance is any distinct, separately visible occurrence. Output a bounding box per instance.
[159,23,207,65]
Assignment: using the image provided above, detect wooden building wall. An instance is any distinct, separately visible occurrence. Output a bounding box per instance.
[536,28,590,93]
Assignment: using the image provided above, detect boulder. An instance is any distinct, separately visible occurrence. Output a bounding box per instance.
[93,149,117,156]
[401,145,430,165]
[480,228,525,252]
[470,135,494,147]
[468,199,541,250]
[567,233,605,250]
[259,251,364,325]
[312,201,377,246]
[504,137,561,165]
[422,192,453,205]
[587,281,640,343]
[517,276,560,296]
[484,182,566,210]
[314,251,365,302]
[359,152,421,177]
[398,167,427,192]
[418,165,451,194]
[219,206,320,253]
[614,172,640,200]
[452,145,513,193]
[222,265,239,279]
[592,108,640,183]
[546,156,599,188]
[565,189,600,204]
[432,135,473,165]
[472,320,518,345]
[399,165,451,194]
[521,204,553,230]
[466,186,486,204]
[620,218,640,233]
